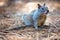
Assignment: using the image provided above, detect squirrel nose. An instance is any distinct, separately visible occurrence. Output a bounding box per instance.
[46,10,49,14]
[47,10,49,13]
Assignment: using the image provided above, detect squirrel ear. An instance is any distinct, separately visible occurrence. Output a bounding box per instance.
[43,3,45,6]
[37,4,41,9]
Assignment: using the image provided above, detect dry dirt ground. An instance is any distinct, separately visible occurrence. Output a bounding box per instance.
[0,25,60,40]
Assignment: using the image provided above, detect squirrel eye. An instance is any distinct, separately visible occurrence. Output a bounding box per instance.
[42,8,44,10]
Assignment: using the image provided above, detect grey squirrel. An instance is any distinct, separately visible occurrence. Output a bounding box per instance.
[5,3,49,31]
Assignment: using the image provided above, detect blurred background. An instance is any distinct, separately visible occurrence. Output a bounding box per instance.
[0,0,60,40]
[0,0,60,30]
